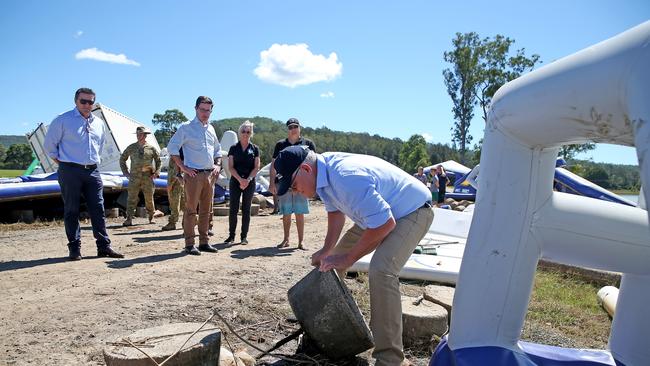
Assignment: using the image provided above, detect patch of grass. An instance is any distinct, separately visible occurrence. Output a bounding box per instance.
[0,169,24,178]
[525,267,614,348]
[610,189,639,195]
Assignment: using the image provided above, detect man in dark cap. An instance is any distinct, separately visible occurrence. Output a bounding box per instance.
[274,146,433,366]
[269,118,316,250]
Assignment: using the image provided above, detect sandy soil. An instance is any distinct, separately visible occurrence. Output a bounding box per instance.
[1,201,398,365]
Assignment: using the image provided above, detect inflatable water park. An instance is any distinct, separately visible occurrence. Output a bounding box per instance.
[428,21,650,366]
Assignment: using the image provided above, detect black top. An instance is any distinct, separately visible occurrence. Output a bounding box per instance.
[437,173,448,194]
[228,142,260,178]
[272,137,316,159]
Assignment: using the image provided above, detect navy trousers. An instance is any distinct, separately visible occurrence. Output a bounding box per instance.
[228,177,255,239]
[57,163,111,249]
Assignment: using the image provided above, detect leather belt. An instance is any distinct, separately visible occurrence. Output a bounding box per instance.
[61,161,97,170]
[421,201,433,209]
[193,168,214,172]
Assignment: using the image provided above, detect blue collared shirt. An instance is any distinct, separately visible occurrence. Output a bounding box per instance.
[167,117,222,169]
[43,108,106,165]
[316,152,431,229]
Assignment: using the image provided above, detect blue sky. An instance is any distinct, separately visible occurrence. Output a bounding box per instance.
[0,0,648,165]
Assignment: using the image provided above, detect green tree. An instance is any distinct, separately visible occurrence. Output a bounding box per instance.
[3,143,32,169]
[399,135,430,173]
[559,144,596,160]
[443,32,481,164]
[152,109,189,147]
[444,33,542,165]
[0,144,6,166]
[476,35,541,122]
[584,165,610,188]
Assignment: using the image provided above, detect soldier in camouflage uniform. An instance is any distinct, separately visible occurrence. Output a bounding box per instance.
[162,148,185,231]
[120,126,161,226]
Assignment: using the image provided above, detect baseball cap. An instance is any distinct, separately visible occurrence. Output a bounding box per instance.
[286,118,300,127]
[136,126,152,134]
[274,145,310,196]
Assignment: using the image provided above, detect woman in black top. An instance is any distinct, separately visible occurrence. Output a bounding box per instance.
[224,121,260,245]
[436,165,448,204]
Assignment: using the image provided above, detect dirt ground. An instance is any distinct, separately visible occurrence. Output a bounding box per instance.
[1,201,438,366]
[0,199,610,366]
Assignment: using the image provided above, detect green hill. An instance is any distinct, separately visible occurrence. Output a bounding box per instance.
[212,117,405,166]
[0,135,28,147]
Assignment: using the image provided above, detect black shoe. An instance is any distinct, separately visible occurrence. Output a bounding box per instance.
[97,247,125,258]
[68,244,82,261]
[198,244,218,253]
[240,238,248,245]
[185,246,201,255]
[223,235,235,244]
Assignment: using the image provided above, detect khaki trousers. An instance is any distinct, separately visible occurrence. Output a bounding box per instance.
[182,172,215,246]
[333,206,434,366]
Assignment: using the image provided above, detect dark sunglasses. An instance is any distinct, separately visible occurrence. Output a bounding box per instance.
[241,130,252,134]
[288,125,299,130]
[78,98,95,105]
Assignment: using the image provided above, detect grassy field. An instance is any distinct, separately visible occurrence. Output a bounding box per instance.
[0,169,24,178]
[524,265,615,348]
[610,189,640,195]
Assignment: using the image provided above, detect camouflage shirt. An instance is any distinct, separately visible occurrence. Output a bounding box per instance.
[120,142,161,176]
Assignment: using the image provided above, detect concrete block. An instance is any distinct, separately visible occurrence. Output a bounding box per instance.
[135,207,147,218]
[213,206,229,216]
[104,322,220,366]
[288,269,373,359]
[423,285,455,314]
[105,208,119,218]
[401,296,448,347]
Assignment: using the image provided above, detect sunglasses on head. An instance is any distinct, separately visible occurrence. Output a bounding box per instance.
[78,98,95,105]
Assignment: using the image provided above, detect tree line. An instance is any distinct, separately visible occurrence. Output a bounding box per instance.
[0,120,641,191]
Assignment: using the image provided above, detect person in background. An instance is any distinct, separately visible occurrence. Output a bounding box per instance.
[435,165,448,205]
[429,167,439,203]
[166,96,222,255]
[43,87,124,260]
[120,126,161,226]
[269,118,316,250]
[162,147,185,231]
[273,146,433,366]
[413,166,428,185]
[224,121,260,245]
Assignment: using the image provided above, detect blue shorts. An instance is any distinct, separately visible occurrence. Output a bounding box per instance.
[278,192,310,215]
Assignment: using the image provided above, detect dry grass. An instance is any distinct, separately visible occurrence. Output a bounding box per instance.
[0,218,63,231]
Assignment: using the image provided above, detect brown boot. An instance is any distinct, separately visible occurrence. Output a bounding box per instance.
[122,218,133,227]
[161,222,176,231]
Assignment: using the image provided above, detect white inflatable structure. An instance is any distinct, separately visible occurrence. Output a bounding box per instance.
[431,21,650,366]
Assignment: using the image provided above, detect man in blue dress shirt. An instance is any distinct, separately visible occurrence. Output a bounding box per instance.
[274,146,434,366]
[167,96,222,255]
[43,88,124,261]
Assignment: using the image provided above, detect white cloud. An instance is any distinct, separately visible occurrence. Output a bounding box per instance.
[75,48,141,66]
[421,133,433,142]
[320,91,335,98]
[74,30,83,38]
[254,43,342,88]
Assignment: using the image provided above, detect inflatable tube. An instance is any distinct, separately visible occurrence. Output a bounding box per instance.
[431,21,650,366]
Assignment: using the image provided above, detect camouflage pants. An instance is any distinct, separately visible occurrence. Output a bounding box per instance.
[126,174,155,218]
[168,177,185,224]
